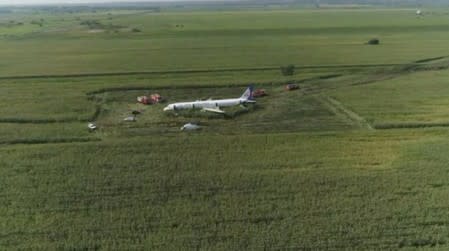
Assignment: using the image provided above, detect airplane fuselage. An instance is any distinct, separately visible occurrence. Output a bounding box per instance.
[163,86,255,113]
[163,98,245,111]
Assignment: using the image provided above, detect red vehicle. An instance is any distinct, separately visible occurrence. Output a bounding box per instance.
[252,88,267,98]
[137,96,150,104]
[137,93,164,105]
[150,94,163,104]
[285,84,299,91]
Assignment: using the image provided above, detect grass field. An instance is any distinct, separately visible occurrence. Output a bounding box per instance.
[330,70,449,126]
[3,4,449,250]
[2,8,449,75]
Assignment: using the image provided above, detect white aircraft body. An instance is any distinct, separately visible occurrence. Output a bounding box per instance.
[181,123,201,131]
[87,122,97,130]
[163,86,255,114]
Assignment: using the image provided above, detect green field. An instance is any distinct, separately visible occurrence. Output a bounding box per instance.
[4,5,449,249]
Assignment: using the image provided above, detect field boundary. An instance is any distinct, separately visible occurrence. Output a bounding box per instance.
[2,55,445,81]
[0,56,444,82]
[0,118,81,124]
[86,74,342,95]
[0,106,100,124]
[316,95,373,130]
[414,56,446,63]
[0,64,412,81]
[374,121,449,130]
[0,137,100,146]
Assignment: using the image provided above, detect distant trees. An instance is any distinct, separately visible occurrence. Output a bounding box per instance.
[78,19,142,34]
[30,20,43,27]
[80,19,126,31]
[79,20,102,29]
[1,20,24,27]
[280,64,295,76]
[30,19,44,27]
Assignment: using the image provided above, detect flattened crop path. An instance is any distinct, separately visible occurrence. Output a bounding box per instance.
[317,95,374,130]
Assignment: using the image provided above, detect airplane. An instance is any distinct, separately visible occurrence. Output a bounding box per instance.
[163,86,255,114]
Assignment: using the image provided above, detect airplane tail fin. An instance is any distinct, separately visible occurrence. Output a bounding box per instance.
[240,85,254,100]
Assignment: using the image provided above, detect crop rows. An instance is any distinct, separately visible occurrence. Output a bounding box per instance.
[2,131,449,249]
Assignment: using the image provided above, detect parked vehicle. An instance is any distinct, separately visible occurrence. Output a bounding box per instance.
[137,93,164,105]
[285,84,299,91]
[252,88,267,98]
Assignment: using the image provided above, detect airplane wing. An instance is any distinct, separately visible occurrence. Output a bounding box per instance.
[202,107,226,114]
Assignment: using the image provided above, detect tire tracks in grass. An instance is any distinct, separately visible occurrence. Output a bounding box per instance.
[316,95,374,130]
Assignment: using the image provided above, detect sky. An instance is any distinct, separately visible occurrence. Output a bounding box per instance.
[0,0,196,5]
